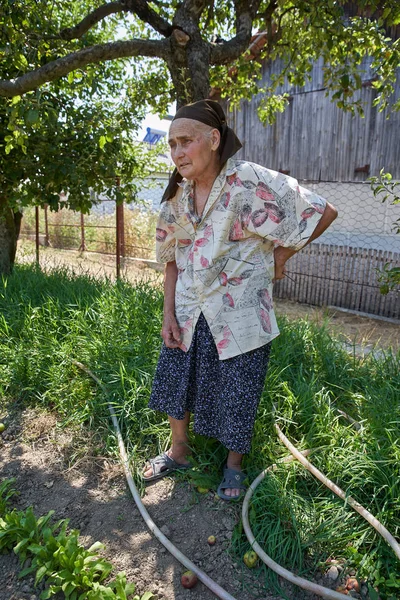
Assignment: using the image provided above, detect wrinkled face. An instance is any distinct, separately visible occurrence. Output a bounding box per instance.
[168,118,220,181]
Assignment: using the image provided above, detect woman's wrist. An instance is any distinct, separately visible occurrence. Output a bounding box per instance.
[274,245,296,262]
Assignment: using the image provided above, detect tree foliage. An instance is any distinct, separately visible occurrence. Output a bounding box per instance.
[369,169,400,294]
[1,1,400,115]
[0,0,164,215]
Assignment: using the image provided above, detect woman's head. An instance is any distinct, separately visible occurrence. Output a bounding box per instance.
[162,99,242,201]
[168,117,221,182]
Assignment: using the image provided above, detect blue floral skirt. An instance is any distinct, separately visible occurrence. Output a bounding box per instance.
[149,313,271,454]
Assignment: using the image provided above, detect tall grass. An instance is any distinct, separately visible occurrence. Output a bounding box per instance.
[1,264,399,598]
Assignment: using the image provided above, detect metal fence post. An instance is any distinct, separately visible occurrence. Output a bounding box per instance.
[116,176,121,279]
[120,203,125,258]
[79,212,86,252]
[35,206,40,265]
[44,205,50,247]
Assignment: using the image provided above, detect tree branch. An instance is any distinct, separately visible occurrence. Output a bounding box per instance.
[56,2,129,40]
[180,0,210,20]
[56,1,173,40]
[122,0,173,36]
[0,39,168,97]
[210,0,259,64]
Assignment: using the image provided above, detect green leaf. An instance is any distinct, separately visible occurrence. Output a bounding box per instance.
[125,583,136,595]
[35,565,48,585]
[140,592,154,600]
[368,585,380,600]
[13,53,28,70]
[88,541,105,553]
[99,136,107,149]
[26,110,40,125]
[382,8,391,20]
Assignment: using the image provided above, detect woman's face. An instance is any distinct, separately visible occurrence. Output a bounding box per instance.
[168,118,220,182]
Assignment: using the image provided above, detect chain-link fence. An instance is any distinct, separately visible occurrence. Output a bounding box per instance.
[19,177,399,319]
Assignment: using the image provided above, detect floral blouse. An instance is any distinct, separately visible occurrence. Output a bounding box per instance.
[156,158,326,360]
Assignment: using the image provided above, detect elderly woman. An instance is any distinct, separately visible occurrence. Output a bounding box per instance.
[143,100,337,499]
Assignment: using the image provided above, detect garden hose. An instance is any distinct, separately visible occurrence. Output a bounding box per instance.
[73,361,237,600]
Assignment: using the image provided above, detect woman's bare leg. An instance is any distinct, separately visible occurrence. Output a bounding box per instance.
[143,411,191,478]
[224,450,243,498]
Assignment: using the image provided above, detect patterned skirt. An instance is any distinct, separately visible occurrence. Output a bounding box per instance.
[149,313,271,454]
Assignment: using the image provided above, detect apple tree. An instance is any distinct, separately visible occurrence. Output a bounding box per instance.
[1,0,399,273]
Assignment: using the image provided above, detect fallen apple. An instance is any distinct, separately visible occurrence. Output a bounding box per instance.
[243,550,258,568]
[197,486,209,494]
[181,570,198,589]
[0,423,5,433]
[207,535,216,546]
[346,578,360,593]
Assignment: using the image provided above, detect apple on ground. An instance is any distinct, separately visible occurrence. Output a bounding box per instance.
[346,578,360,592]
[0,423,5,433]
[197,486,209,493]
[181,570,198,589]
[243,550,258,568]
[207,535,216,546]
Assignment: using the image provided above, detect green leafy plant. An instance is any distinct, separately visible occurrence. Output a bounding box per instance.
[0,479,150,600]
[87,573,154,599]
[0,507,56,560]
[369,169,400,293]
[0,478,17,516]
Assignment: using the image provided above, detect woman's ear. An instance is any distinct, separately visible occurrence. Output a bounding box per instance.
[210,128,221,151]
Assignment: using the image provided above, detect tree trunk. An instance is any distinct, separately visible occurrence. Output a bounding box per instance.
[168,28,211,107]
[0,198,21,274]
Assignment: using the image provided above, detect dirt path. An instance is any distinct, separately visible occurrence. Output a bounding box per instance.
[0,406,361,600]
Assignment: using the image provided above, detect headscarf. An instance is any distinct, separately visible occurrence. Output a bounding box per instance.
[161,99,242,202]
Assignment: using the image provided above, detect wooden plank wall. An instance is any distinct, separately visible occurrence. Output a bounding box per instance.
[228,58,400,181]
[274,243,399,319]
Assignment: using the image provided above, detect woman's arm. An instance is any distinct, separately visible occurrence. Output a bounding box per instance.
[161,260,183,348]
[274,201,338,280]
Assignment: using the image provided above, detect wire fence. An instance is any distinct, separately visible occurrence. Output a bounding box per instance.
[19,178,400,319]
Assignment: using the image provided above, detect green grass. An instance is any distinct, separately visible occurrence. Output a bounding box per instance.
[1,264,399,599]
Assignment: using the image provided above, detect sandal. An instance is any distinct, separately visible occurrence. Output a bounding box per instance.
[143,452,191,483]
[217,465,247,501]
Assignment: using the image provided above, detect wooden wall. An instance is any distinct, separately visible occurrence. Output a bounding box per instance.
[227,57,400,182]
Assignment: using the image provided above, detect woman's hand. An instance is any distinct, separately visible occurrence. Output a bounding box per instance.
[273,246,295,281]
[162,313,183,349]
